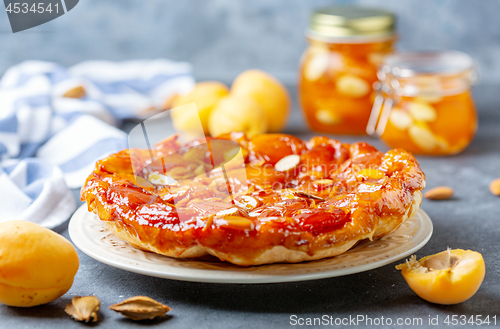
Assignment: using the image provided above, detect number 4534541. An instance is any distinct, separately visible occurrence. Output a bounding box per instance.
[444,315,497,326]
[6,2,59,14]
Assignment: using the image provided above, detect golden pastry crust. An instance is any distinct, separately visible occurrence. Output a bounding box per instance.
[81,133,426,266]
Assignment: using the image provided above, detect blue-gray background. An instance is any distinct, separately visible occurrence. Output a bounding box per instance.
[0,0,499,84]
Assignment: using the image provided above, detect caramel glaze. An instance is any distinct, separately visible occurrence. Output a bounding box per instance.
[81,132,425,265]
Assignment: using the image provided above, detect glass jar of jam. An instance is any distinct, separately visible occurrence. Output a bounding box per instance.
[299,7,397,134]
[367,51,478,155]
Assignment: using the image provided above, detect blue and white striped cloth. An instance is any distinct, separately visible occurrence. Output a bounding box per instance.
[0,60,195,228]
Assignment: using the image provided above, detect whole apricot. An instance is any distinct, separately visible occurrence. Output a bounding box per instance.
[171,81,229,134]
[208,94,268,138]
[0,220,79,307]
[231,70,290,132]
[396,249,485,305]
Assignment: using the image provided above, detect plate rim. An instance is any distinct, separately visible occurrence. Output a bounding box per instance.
[69,204,433,284]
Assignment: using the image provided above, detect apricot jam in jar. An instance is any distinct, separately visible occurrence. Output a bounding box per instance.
[367,51,478,155]
[299,7,397,135]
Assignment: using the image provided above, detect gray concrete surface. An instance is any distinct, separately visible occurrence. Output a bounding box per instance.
[1,84,499,328]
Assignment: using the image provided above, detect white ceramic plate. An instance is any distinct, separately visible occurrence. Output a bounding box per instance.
[69,205,433,284]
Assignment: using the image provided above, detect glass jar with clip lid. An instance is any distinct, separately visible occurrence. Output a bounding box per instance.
[299,6,397,135]
[367,51,479,155]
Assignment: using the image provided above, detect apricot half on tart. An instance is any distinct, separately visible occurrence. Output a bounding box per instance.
[81,132,425,266]
[396,249,485,305]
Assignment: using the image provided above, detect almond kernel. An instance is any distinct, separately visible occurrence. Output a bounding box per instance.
[275,154,300,172]
[408,101,437,122]
[313,179,334,185]
[63,86,86,98]
[389,108,413,130]
[424,186,454,200]
[408,123,438,151]
[356,168,386,180]
[316,109,341,125]
[336,74,370,98]
[218,216,254,230]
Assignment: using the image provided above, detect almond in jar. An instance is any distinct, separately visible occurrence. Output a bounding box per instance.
[299,7,397,134]
[367,51,478,155]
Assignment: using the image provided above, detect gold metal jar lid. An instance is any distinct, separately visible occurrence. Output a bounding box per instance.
[309,6,395,39]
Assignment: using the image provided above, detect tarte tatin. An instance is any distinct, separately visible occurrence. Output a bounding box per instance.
[81,132,425,266]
